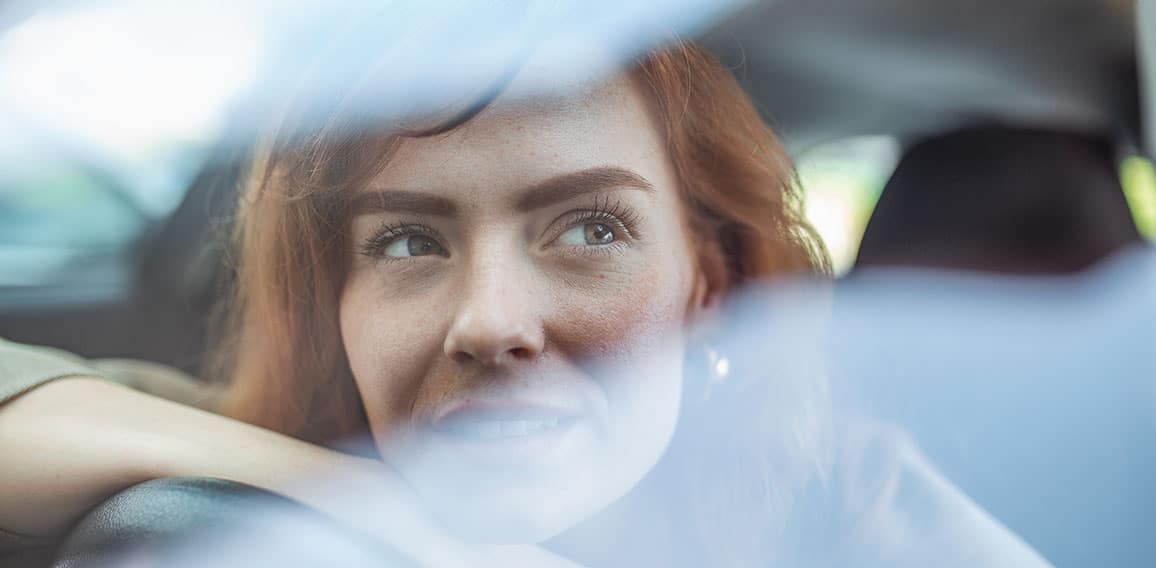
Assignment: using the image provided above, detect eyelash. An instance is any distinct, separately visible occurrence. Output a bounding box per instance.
[359,221,444,260]
[553,195,642,251]
[357,196,643,260]
[579,195,641,234]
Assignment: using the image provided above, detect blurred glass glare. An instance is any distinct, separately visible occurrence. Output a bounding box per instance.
[0,0,742,290]
[0,2,262,171]
[0,0,270,287]
[797,136,900,275]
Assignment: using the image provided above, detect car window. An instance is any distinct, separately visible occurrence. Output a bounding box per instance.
[798,136,900,275]
[1121,154,1156,238]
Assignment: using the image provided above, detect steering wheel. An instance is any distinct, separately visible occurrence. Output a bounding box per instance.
[53,477,408,567]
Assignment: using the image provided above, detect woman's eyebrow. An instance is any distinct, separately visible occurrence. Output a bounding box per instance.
[351,167,653,216]
[351,190,458,217]
[515,166,656,212]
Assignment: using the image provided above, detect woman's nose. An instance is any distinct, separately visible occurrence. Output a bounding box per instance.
[442,262,545,367]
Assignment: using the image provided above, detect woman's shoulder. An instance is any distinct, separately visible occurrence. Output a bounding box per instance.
[0,337,220,411]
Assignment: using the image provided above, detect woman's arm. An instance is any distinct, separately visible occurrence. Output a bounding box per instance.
[0,377,360,537]
[0,377,579,566]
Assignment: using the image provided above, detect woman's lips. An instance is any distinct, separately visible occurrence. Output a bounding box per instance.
[426,401,587,465]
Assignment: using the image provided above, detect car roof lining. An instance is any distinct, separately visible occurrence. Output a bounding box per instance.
[700,0,1142,153]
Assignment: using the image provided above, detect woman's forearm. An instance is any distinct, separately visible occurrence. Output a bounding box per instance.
[0,377,366,537]
[0,377,193,536]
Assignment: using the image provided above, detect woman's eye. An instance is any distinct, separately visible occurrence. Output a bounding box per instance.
[558,222,617,246]
[382,234,447,258]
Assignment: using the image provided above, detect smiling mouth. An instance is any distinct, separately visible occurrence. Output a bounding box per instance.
[429,399,585,443]
[421,398,594,467]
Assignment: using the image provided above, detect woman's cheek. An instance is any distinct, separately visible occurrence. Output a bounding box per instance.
[340,276,440,435]
[548,257,690,365]
[549,256,688,470]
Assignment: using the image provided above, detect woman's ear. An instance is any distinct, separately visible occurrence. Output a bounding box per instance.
[687,236,728,322]
[688,271,719,314]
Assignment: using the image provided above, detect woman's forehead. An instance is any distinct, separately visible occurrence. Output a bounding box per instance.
[371,72,668,196]
[487,66,639,118]
[457,70,645,140]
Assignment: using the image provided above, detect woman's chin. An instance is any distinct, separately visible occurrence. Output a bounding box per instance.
[387,424,618,543]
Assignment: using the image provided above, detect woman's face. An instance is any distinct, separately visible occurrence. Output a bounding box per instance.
[339,73,707,542]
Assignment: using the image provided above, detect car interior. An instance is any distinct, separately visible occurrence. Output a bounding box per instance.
[1,0,1153,566]
[4,0,1147,369]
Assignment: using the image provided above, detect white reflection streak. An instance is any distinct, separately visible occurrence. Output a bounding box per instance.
[0,0,744,214]
[0,0,266,158]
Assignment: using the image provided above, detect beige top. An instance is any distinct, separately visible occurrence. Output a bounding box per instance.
[0,337,221,565]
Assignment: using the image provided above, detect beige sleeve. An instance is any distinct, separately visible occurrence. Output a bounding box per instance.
[0,337,221,411]
[0,337,107,407]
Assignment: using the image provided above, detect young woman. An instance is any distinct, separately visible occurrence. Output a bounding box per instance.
[0,39,1048,567]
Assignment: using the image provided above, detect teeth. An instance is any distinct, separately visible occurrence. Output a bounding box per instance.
[454,418,562,439]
